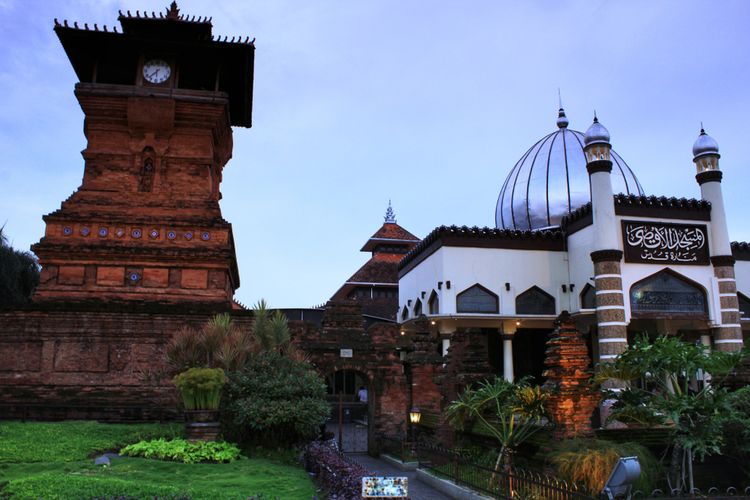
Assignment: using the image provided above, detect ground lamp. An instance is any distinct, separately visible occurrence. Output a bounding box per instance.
[600,456,641,500]
[408,407,421,457]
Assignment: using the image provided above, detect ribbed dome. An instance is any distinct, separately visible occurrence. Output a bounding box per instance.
[495,109,644,231]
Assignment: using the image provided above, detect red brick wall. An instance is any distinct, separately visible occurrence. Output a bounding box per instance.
[0,306,252,421]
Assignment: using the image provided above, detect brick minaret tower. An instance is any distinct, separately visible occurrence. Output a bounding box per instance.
[693,128,744,352]
[32,2,254,307]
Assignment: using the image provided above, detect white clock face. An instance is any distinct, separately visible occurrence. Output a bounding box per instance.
[143,59,171,84]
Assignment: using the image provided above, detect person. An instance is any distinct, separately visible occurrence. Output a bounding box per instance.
[357,386,368,403]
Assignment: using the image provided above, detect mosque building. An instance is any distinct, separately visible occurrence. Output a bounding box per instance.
[397,107,750,385]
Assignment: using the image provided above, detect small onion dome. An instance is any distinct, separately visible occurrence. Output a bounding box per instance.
[556,108,569,128]
[692,128,719,160]
[583,116,610,147]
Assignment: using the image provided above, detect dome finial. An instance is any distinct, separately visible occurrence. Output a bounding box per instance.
[384,199,396,224]
[556,89,569,128]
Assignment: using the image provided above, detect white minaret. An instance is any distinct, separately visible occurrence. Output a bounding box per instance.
[693,128,730,255]
[584,115,628,369]
[584,116,620,252]
[693,128,744,352]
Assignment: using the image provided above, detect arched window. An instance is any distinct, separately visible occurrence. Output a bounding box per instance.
[738,292,750,320]
[630,269,706,316]
[580,284,596,310]
[401,306,409,321]
[428,291,439,314]
[413,298,423,316]
[516,286,555,315]
[456,284,499,314]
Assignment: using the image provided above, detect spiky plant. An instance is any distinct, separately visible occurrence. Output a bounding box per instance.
[445,377,548,487]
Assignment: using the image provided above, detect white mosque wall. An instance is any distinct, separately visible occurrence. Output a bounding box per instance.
[399,245,568,319]
[398,248,444,320]
[735,260,750,297]
[566,225,596,313]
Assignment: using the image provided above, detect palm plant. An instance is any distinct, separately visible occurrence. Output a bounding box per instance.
[252,299,291,353]
[165,302,295,374]
[166,313,251,372]
[445,377,548,483]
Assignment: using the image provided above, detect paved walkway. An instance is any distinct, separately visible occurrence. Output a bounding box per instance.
[347,453,452,500]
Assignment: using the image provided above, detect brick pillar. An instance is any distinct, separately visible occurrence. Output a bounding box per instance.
[543,312,599,439]
[591,249,628,365]
[456,329,494,388]
[711,255,744,352]
[407,318,442,416]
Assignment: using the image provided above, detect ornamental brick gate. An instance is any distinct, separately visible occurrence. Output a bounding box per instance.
[289,301,409,455]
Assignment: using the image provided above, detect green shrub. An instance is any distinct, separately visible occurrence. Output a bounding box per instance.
[173,367,227,410]
[223,351,329,447]
[120,438,240,464]
[1,473,190,500]
[548,439,658,494]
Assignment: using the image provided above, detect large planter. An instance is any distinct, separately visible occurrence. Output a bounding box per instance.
[184,409,221,441]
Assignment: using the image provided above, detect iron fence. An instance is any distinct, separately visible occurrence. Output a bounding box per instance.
[632,486,750,499]
[379,435,414,463]
[416,444,594,500]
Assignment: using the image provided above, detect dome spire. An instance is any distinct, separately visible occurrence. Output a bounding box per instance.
[556,89,569,128]
[384,199,396,224]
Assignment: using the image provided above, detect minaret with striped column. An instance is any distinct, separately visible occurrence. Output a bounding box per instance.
[584,116,629,364]
[693,128,744,352]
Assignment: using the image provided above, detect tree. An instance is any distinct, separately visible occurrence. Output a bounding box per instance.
[0,226,40,306]
[597,334,747,493]
[445,377,548,482]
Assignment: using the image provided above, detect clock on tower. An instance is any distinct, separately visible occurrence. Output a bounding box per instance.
[33,2,255,307]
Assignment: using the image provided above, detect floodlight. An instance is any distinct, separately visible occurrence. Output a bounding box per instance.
[601,456,640,500]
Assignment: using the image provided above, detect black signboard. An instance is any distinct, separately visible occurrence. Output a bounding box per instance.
[622,220,710,265]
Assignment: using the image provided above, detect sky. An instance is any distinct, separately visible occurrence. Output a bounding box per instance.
[1,0,749,308]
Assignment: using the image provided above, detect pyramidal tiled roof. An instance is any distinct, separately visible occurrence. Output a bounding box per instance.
[361,223,420,252]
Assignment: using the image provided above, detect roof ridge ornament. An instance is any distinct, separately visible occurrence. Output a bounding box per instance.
[166,1,179,20]
[384,199,397,224]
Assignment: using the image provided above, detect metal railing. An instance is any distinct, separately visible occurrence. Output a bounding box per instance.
[632,486,750,499]
[379,435,414,463]
[416,444,594,500]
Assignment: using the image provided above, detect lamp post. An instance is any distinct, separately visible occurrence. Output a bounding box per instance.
[409,406,421,458]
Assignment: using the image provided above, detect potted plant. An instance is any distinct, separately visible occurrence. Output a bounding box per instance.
[173,367,227,441]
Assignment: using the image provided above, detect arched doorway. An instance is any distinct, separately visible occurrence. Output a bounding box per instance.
[325,368,369,453]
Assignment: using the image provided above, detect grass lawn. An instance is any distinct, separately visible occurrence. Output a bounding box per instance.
[0,421,318,500]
